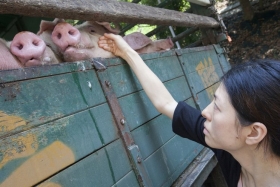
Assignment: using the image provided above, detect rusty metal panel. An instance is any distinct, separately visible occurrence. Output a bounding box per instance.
[97,69,153,187]
[0,103,122,186]
[0,45,230,187]
[176,45,231,110]
[0,69,106,138]
[143,135,204,187]
[98,50,205,187]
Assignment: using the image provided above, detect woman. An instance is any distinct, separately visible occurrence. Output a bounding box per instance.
[98,33,280,187]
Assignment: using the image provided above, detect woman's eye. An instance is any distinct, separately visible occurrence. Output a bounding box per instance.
[214,103,219,111]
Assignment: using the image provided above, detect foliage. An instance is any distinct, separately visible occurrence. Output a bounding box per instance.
[119,0,200,48]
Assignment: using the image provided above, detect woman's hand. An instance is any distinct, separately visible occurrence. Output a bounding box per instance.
[98,33,135,60]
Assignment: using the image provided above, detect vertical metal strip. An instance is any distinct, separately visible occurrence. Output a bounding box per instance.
[175,49,201,110]
[213,44,231,74]
[97,70,153,187]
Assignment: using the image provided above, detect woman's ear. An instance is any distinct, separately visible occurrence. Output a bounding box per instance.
[245,122,267,145]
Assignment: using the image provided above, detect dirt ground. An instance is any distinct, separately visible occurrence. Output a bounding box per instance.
[216,0,280,65]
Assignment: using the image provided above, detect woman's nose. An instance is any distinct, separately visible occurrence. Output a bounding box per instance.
[201,102,212,121]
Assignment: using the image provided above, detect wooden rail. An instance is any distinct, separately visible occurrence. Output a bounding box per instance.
[0,0,220,28]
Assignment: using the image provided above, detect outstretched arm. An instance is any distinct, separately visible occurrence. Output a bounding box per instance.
[98,33,177,119]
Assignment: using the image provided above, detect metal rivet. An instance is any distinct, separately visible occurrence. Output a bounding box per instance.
[105,80,111,87]
[87,81,92,89]
[137,156,142,163]
[120,119,125,125]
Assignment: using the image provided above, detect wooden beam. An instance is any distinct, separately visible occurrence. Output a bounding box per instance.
[0,0,220,28]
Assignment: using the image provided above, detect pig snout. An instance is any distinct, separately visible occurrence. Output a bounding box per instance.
[10,32,46,67]
[51,23,81,52]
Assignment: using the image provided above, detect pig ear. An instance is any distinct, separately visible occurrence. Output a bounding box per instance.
[96,21,120,34]
[37,18,65,35]
[123,32,152,50]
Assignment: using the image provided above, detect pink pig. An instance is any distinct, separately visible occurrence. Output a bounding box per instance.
[10,31,62,67]
[0,38,23,70]
[123,32,174,54]
[50,21,120,62]
[49,20,174,62]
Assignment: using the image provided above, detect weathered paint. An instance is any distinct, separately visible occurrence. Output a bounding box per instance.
[98,68,153,187]
[38,140,136,187]
[0,105,117,186]
[0,111,27,135]
[119,76,191,131]
[1,141,75,187]
[0,70,106,138]
[144,135,203,187]
[0,133,38,169]
[0,45,230,187]
[196,57,220,100]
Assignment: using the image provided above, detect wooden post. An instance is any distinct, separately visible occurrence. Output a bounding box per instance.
[0,0,220,28]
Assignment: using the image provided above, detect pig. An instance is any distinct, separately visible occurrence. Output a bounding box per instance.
[50,21,120,62]
[50,20,174,62]
[37,18,65,60]
[123,32,174,54]
[0,38,23,70]
[10,31,62,67]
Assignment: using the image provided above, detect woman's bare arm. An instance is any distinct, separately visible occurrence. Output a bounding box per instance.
[98,33,177,119]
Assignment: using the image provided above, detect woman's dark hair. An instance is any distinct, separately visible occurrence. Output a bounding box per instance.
[221,60,280,156]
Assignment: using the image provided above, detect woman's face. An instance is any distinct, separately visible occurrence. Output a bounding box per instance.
[202,84,245,151]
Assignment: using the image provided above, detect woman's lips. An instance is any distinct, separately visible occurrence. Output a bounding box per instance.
[203,125,209,135]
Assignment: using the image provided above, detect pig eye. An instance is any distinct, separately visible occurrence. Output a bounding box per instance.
[88,27,95,33]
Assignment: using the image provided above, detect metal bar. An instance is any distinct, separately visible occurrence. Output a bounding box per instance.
[186,39,202,48]
[156,0,180,48]
[168,26,181,49]
[171,27,199,43]
[97,69,153,187]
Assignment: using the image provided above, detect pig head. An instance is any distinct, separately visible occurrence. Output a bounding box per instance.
[123,32,174,54]
[51,21,120,62]
[0,38,23,70]
[10,31,61,67]
[37,18,65,61]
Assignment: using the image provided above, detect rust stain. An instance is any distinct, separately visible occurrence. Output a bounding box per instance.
[1,141,75,187]
[0,111,27,133]
[196,57,220,100]
[0,133,38,169]
[0,82,21,102]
